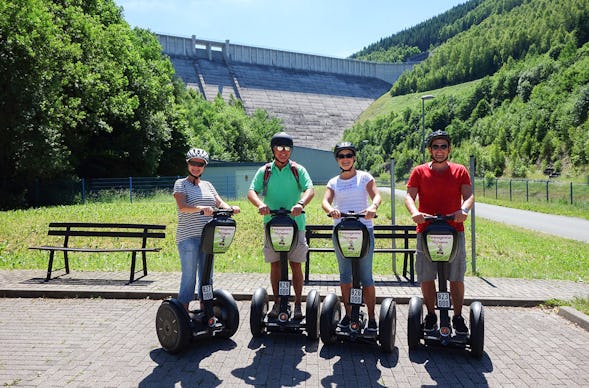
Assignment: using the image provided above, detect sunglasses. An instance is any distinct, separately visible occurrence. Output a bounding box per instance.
[337,153,355,159]
[431,144,449,150]
[274,145,291,151]
[188,160,206,167]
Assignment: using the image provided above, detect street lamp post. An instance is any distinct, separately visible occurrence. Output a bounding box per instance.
[421,94,435,163]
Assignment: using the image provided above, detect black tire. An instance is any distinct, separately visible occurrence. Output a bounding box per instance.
[155,298,191,354]
[378,297,397,353]
[250,287,268,337]
[407,296,423,349]
[469,301,485,358]
[305,289,321,340]
[212,289,240,339]
[320,293,341,345]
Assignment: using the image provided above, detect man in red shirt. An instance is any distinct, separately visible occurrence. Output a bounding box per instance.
[405,130,474,335]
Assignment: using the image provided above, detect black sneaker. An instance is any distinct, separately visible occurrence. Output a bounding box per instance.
[365,319,378,335]
[452,315,469,335]
[424,313,438,333]
[338,315,350,328]
[267,303,280,319]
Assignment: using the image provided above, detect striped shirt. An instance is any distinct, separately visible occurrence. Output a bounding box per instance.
[174,178,218,243]
[326,170,375,228]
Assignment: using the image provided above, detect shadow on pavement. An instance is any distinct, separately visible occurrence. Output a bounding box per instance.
[138,338,237,387]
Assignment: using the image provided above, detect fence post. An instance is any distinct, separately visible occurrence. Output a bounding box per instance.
[495,178,498,199]
[526,180,529,202]
[546,180,549,202]
[390,158,397,274]
[570,181,573,204]
[129,177,133,203]
[509,179,512,201]
[81,178,85,204]
[470,156,476,274]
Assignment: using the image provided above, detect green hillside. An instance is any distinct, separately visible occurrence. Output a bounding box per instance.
[345,0,589,181]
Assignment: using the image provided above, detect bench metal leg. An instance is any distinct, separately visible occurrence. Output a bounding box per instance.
[142,251,148,277]
[64,251,70,274]
[46,250,55,282]
[129,252,136,284]
[304,255,310,284]
[409,253,415,284]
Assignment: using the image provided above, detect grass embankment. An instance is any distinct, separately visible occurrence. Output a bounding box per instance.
[1,187,588,284]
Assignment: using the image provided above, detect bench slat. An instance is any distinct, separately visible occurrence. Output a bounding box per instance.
[48,222,165,229]
[47,230,165,239]
[29,246,161,253]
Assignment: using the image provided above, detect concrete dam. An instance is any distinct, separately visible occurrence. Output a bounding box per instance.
[156,34,416,151]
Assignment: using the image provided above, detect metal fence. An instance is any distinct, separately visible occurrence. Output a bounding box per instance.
[474,178,589,205]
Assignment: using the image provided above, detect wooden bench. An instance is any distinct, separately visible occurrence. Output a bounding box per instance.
[29,222,166,283]
[304,224,417,284]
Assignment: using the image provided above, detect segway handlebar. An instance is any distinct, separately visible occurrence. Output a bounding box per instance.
[269,208,305,216]
[327,211,377,219]
[199,207,236,216]
[423,214,455,222]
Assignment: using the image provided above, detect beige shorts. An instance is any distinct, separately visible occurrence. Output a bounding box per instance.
[263,230,308,263]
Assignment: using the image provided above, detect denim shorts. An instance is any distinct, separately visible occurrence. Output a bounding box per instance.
[333,228,375,287]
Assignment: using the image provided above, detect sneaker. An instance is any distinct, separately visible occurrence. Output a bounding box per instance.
[365,319,378,335]
[338,315,350,328]
[293,304,303,320]
[424,313,438,333]
[452,315,469,335]
[267,303,280,319]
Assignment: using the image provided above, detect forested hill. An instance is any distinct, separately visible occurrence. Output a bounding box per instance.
[343,0,589,181]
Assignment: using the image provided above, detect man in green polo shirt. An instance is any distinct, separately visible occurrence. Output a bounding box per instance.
[247,132,315,320]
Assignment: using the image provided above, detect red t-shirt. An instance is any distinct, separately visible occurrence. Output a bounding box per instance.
[407,162,471,233]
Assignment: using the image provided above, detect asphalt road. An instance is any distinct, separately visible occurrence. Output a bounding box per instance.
[388,188,589,243]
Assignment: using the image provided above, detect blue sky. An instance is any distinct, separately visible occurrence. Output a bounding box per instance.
[114,0,468,58]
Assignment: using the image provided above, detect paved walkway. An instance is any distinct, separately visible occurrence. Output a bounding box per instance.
[1,270,589,387]
[2,269,588,306]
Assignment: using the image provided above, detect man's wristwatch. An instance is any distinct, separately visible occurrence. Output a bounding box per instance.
[297,200,305,208]
[462,207,470,214]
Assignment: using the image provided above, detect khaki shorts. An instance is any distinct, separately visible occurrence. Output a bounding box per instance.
[263,230,308,264]
[415,232,466,282]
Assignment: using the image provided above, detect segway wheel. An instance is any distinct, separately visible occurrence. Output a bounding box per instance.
[469,301,485,358]
[407,296,423,349]
[305,289,321,340]
[378,297,397,353]
[320,293,341,345]
[250,287,268,337]
[156,299,191,354]
[212,289,240,339]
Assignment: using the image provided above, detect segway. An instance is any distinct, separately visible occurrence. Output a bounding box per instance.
[319,212,397,353]
[156,208,240,353]
[250,208,320,340]
[407,215,484,358]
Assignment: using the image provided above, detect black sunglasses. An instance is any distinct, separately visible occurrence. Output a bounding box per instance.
[337,153,355,159]
[188,160,206,167]
[431,144,449,150]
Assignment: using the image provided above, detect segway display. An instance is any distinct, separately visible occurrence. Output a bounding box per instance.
[319,212,397,353]
[250,208,320,339]
[156,208,240,354]
[407,215,484,358]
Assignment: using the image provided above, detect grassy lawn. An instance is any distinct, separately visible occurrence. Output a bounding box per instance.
[1,187,588,283]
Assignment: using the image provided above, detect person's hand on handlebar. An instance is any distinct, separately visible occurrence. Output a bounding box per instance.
[411,211,428,224]
[452,208,468,223]
[327,208,341,219]
[257,203,270,215]
[200,206,214,216]
[364,205,377,220]
[291,203,304,216]
[229,205,241,214]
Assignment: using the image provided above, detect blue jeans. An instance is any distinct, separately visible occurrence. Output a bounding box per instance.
[177,237,210,305]
[333,228,375,287]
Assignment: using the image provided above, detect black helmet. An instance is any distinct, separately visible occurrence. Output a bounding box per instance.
[426,130,451,147]
[333,142,356,158]
[270,132,294,148]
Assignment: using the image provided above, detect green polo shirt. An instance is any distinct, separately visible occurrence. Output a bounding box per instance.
[250,161,313,229]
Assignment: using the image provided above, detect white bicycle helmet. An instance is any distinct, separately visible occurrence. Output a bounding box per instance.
[185,148,209,164]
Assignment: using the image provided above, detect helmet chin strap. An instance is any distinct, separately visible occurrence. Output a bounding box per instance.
[188,172,201,180]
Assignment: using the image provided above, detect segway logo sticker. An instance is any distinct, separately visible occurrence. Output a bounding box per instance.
[279,280,291,296]
[270,226,294,252]
[427,234,454,261]
[212,226,236,253]
[202,285,214,301]
[337,230,363,258]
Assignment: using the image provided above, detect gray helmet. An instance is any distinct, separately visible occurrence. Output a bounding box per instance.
[333,142,356,158]
[270,132,294,148]
[185,148,209,164]
[426,130,451,147]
